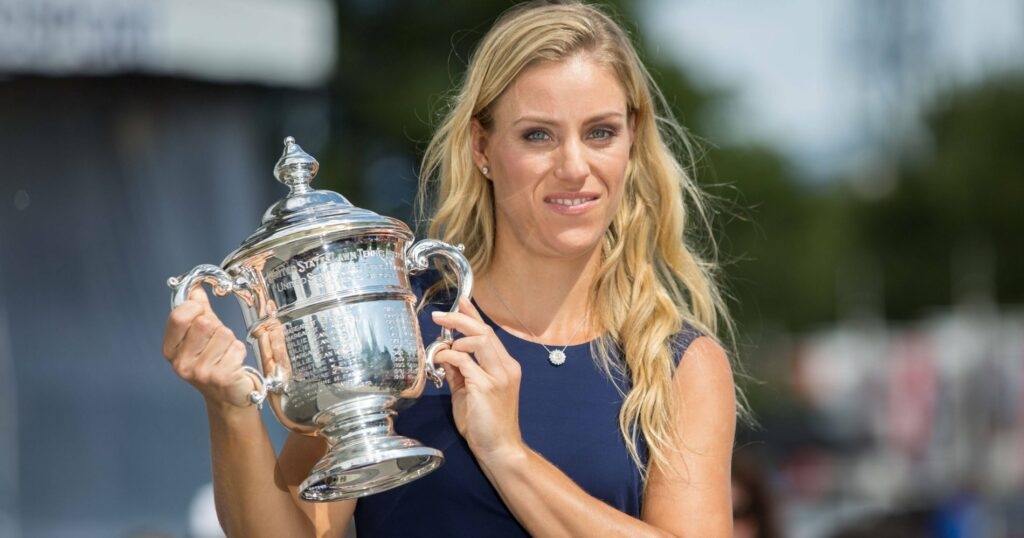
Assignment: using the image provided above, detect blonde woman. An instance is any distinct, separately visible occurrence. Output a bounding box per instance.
[162,1,738,536]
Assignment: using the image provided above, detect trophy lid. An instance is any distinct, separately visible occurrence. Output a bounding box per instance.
[226,136,410,264]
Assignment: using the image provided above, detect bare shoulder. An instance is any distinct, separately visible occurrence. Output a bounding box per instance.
[673,336,736,449]
[641,336,736,533]
[676,336,735,399]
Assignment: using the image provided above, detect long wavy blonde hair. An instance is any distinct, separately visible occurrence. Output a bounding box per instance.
[417,0,737,479]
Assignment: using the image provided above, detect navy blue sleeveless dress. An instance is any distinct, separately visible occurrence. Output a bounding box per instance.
[353,278,699,537]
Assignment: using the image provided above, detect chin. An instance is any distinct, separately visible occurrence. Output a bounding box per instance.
[549,236,604,259]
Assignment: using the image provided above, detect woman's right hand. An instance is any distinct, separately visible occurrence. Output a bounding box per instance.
[162,286,256,408]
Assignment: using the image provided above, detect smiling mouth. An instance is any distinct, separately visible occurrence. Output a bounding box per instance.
[545,196,597,206]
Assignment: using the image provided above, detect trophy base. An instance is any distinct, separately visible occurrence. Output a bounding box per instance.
[299,434,444,502]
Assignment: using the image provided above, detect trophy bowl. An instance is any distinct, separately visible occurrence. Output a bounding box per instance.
[168,137,472,502]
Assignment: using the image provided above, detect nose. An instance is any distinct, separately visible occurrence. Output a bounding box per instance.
[555,138,589,184]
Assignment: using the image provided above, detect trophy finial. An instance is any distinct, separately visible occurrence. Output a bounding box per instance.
[274,136,319,194]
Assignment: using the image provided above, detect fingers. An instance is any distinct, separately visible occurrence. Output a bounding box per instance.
[432,310,505,373]
[163,287,260,408]
[164,309,255,407]
[450,334,507,379]
[454,297,483,323]
[194,339,249,390]
[188,286,213,314]
[431,298,493,342]
[197,338,256,408]
[172,320,224,376]
[433,346,489,385]
[163,300,205,358]
[175,312,222,361]
[162,287,214,358]
[432,300,520,383]
[165,293,245,367]
[431,309,489,338]
[188,285,210,304]
[185,325,237,380]
[430,299,525,456]
[444,356,467,392]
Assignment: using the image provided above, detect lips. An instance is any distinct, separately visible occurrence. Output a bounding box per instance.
[546,196,596,206]
[543,193,599,214]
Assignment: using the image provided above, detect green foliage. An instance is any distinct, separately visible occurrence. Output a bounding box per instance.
[708,147,847,331]
[316,1,508,210]
[858,74,1024,319]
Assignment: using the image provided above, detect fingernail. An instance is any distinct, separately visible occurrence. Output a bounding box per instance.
[431,311,447,317]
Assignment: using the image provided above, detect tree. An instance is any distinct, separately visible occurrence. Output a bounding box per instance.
[856,74,1024,319]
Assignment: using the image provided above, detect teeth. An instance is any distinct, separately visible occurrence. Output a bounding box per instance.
[549,198,591,206]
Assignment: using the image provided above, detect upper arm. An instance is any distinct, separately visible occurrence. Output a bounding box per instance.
[279,432,357,538]
[641,336,737,537]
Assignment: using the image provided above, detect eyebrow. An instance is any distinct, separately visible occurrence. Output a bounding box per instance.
[512,111,627,126]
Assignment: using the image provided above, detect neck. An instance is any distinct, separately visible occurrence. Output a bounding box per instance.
[476,244,599,345]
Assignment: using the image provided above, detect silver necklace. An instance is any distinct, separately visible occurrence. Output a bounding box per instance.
[489,283,588,366]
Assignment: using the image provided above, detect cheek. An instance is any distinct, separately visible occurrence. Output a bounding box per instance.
[606,188,626,220]
[492,154,548,195]
[599,152,631,194]
[490,171,532,203]
[489,173,535,215]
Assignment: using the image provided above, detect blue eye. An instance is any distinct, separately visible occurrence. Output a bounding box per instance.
[590,127,615,140]
[524,130,550,142]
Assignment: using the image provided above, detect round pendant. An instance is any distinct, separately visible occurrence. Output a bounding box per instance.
[548,349,566,366]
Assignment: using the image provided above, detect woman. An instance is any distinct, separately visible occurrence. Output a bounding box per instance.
[162,1,739,536]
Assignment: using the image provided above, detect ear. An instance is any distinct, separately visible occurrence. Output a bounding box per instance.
[470,118,490,175]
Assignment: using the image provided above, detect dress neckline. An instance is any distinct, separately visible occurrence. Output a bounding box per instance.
[469,297,599,350]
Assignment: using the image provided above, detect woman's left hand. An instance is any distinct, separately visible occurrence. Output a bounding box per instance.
[431,297,526,464]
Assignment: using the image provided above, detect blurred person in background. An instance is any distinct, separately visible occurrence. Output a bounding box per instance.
[828,509,932,538]
[162,1,743,536]
[731,448,782,538]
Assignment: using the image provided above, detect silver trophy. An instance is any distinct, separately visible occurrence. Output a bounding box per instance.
[168,136,472,501]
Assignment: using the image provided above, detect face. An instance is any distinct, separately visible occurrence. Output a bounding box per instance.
[472,54,634,263]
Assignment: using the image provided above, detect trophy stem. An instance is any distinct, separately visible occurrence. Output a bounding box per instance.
[298,396,443,502]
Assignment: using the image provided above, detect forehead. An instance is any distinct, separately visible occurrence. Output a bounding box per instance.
[492,54,628,121]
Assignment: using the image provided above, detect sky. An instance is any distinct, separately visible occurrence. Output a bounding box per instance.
[641,0,1024,180]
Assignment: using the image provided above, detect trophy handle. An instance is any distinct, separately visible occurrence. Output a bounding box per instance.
[406,240,474,388]
[167,264,274,408]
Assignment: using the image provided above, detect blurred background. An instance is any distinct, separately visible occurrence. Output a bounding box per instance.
[1,0,1021,536]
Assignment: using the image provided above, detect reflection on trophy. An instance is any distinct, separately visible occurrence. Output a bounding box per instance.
[167,137,473,501]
